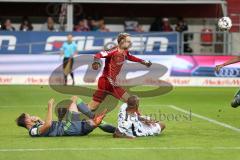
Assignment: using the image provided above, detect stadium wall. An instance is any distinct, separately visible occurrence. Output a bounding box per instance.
[0,55,240,87]
[0,31,179,55]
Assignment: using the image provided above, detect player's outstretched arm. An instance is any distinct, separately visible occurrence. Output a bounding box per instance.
[215,56,240,72]
[140,60,152,68]
[38,98,54,135]
[92,50,113,70]
[126,52,152,68]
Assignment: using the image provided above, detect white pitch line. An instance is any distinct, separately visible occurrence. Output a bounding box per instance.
[1,147,240,152]
[0,105,44,108]
[156,104,240,133]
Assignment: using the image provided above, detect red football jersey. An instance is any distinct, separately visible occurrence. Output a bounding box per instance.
[94,47,144,81]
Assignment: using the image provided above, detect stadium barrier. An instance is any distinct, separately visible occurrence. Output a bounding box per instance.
[0,31,179,55]
[0,31,235,55]
[0,54,240,87]
[181,31,233,55]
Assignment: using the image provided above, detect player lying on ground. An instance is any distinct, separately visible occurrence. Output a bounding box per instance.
[89,32,152,111]
[215,57,240,108]
[113,95,165,138]
[16,96,106,137]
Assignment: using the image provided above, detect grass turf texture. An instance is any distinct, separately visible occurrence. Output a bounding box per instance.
[0,85,240,160]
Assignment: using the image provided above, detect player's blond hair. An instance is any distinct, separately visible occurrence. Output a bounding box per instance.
[117,32,130,44]
[105,32,130,51]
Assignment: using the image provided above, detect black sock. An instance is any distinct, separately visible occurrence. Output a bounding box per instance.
[64,75,67,85]
[98,121,116,133]
[70,72,75,84]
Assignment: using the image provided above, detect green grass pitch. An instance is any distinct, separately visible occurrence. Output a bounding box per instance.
[0,85,240,160]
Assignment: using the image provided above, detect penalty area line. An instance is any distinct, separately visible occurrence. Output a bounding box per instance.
[153,104,240,133]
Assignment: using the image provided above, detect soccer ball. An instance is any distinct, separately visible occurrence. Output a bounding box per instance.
[218,17,232,31]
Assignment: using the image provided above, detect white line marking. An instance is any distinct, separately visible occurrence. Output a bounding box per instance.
[151,104,240,133]
[1,147,240,152]
[0,105,44,108]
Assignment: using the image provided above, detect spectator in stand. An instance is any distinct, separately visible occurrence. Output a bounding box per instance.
[19,17,33,31]
[175,17,192,53]
[41,17,57,32]
[124,17,144,32]
[161,18,173,32]
[90,16,99,31]
[124,17,139,32]
[97,18,109,32]
[150,17,163,32]
[74,18,89,32]
[1,19,15,31]
[175,17,188,32]
[134,24,144,32]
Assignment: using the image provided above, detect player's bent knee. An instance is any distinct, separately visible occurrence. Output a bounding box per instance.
[68,103,79,112]
[71,96,78,103]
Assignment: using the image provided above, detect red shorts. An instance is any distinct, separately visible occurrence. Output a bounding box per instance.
[93,76,126,103]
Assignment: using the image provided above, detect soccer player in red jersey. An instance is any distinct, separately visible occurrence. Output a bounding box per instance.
[89,32,152,111]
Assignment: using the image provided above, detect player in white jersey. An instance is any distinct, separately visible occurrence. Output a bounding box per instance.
[113,95,165,138]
